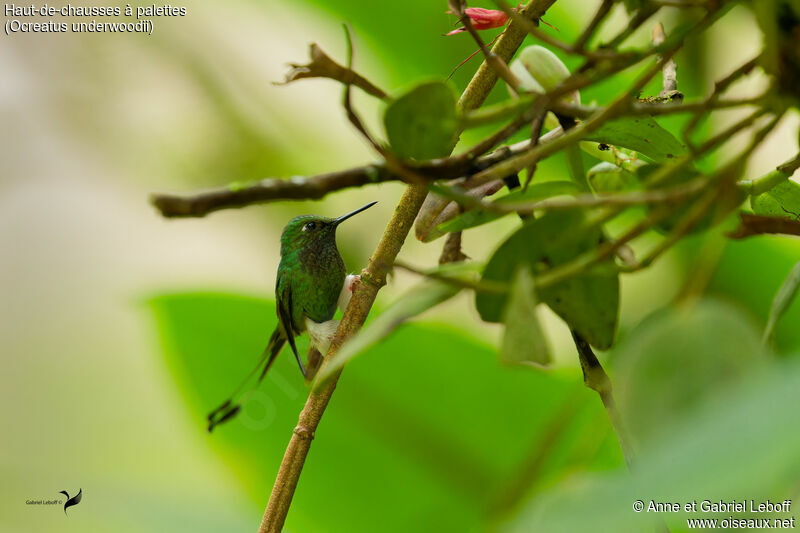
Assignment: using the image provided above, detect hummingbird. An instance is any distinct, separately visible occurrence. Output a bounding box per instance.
[207,201,377,432]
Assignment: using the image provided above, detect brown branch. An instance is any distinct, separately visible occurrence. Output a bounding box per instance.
[256,2,560,531]
[149,165,389,218]
[275,42,388,100]
[729,213,800,239]
[683,55,761,144]
[148,135,545,219]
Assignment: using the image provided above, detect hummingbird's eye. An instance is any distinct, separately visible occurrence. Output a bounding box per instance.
[303,222,317,232]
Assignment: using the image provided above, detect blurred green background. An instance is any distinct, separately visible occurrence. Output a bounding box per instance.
[2,1,799,532]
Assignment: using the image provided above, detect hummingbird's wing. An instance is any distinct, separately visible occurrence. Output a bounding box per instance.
[276,271,307,377]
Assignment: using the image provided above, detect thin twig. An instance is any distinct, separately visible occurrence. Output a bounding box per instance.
[573,0,614,51]
[340,26,396,162]
[393,260,507,294]
[603,3,660,49]
[683,55,761,144]
[496,0,609,60]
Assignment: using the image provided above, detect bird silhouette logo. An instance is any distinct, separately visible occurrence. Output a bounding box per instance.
[58,488,82,515]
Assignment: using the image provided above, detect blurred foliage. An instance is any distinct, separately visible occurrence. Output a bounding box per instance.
[150,292,623,531]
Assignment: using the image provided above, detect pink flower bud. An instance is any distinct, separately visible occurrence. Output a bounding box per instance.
[446,7,509,35]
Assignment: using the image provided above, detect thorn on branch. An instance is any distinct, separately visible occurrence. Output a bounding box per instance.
[439,230,469,264]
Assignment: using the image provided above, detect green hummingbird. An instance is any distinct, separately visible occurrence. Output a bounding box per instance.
[207,201,377,432]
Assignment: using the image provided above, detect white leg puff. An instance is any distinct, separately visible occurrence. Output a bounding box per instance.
[337,274,360,313]
[305,317,340,356]
[306,275,360,356]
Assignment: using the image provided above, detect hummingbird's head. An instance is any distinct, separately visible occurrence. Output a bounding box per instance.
[280,202,377,255]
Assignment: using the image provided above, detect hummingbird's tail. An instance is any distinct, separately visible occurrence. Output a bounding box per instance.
[206,327,287,432]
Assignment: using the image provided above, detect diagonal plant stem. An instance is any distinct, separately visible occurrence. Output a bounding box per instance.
[571,330,635,467]
[256,2,558,531]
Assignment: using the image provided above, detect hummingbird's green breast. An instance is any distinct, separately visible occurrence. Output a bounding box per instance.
[294,240,346,324]
[276,215,346,335]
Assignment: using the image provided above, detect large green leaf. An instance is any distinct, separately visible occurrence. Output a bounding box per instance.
[505,302,800,533]
[614,300,766,447]
[384,82,459,160]
[500,267,551,366]
[585,116,688,163]
[751,179,800,220]
[439,180,579,234]
[506,361,800,533]
[476,210,619,349]
[708,235,800,353]
[149,292,623,533]
[763,260,800,346]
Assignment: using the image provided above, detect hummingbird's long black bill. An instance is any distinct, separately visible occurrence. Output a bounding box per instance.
[333,201,377,226]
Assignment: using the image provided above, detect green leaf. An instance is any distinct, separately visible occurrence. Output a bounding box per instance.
[384,81,459,160]
[585,116,687,163]
[763,260,800,345]
[564,144,588,191]
[500,267,551,366]
[316,274,465,383]
[476,210,619,349]
[751,179,800,220]
[587,162,639,193]
[439,181,579,234]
